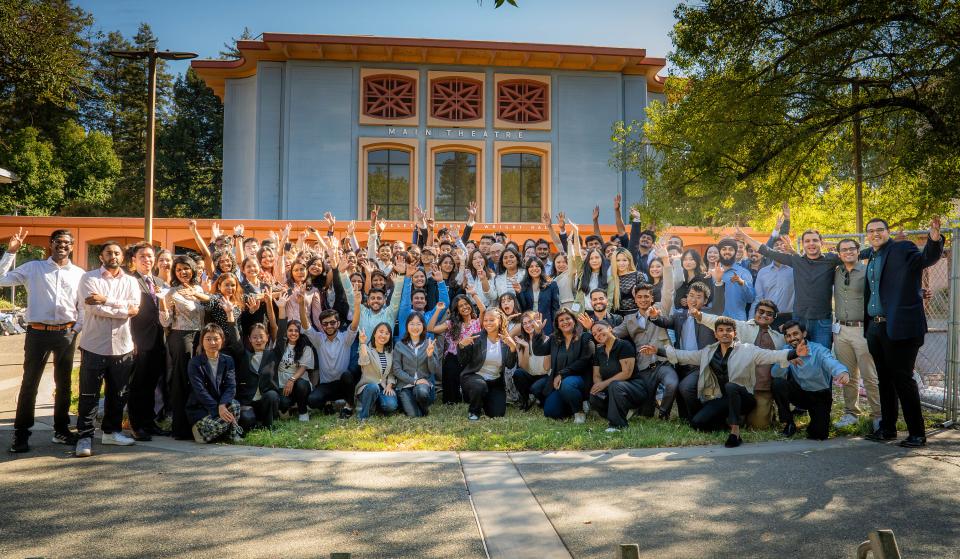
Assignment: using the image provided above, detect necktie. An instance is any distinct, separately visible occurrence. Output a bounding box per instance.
[754,327,775,391]
[146,275,157,305]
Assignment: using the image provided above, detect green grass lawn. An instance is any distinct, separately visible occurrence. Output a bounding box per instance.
[69,369,945,452]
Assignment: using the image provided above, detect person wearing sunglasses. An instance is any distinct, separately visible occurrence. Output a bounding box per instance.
[831,238,880,431]
[303,290,362,418]
[694,299,785,429]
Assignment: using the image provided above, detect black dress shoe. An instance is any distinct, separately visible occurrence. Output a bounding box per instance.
[791,407,808,417]
[724,434,743,448]
[147,425,171,437]
[132,429,153,442]
[781,422,797,437]
[8,435,29,453]
[898,435,926,448]
[865,429,897,442]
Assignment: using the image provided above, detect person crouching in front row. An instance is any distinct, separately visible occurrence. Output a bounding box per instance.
[187,323,243,444]
[640,317,806,448]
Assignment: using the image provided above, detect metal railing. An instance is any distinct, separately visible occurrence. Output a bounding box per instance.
[815,227,958,424]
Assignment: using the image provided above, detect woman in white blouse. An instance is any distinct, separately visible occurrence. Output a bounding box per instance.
[458,249,493,307]
[159,255,210,440]
[457,308,518,420]
[488,247,525,302]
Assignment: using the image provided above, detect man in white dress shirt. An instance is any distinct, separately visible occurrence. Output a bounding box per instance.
[0,229,85,453]
[74,242,141,457]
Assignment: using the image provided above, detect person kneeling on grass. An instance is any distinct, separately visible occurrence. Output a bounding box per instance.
[274,291,315,422]
[640,317,806,448]
[356,323,399,422]
[772,320,849,440]
[589,320,646,432]
[394,312,441,417]
[187,323,243,444]
[457,308,518,421]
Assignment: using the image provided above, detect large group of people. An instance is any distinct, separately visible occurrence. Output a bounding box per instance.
[0,198,945,456]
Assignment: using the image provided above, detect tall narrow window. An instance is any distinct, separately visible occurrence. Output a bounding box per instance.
[434,151,477,221]
[500,152,542,222]
[367,149,411,220]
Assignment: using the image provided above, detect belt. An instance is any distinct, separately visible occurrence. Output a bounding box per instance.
[838,320,863,327]
[871,316,887,323]
[29,322,75,331]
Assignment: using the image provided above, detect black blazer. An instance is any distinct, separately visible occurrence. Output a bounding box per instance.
[186,353,237,423]
[223,319,282,405]
[130,271,167,351]
[517,281,560,334]
[859,236,944,340]
[457,331,518,378]
[532,331,595,380]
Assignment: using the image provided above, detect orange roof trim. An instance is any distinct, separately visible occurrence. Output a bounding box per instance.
[192,33,666,98]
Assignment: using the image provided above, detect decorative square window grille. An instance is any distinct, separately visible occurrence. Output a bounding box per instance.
[497,80,548,124]
[431,77,483,121]
[363,75,417,119]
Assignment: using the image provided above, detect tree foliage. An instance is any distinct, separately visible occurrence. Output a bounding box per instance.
[614,0,960,230]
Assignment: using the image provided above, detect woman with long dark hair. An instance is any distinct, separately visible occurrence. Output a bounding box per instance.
[577,248,611,310]
[530,308,595,422]
[459,248,493,307]
[491,247,525,301]
[457,308,518,420]
[431,285,486,403]
[512,311,551,411]
[356,322,399,421]
[274,290,314,422]
[674,248,709,310]
[517,257,560,335]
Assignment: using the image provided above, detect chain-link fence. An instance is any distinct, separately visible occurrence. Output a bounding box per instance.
[816,227,958,425]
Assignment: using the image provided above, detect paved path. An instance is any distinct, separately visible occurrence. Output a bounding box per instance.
[2,334,960,558]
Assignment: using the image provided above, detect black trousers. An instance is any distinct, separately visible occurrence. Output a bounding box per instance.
[676,365,700,419]
[637,363,679,418]
[307,372,354,410]
[279,378,311,414]
[128,335,166,431]
[511,368,547,408]
[441,353,463,404]
[461,373,507,417]
[772,376,832,440]
[76,349,135,439]
[167,329,198,440]
[690,383,756,432]
[242,390,280,429]
[866,321,925,437]
[590,378,648,428]
[15,328,78,437]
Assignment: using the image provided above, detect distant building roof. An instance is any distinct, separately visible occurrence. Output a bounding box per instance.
[192,33,666,99]
[0,167,18,185]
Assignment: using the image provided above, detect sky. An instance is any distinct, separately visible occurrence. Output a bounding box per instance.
[74,0,681,76]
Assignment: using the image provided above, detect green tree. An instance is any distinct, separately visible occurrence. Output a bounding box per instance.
[613,1,960,230]
[219,26,255,59]
[156,68,223,218]
[0,127,65,215]
[0,0,93,139]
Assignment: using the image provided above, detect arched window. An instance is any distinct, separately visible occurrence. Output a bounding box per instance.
[499,152,542,222]
[433,151,477,221]
[366,148,412,220]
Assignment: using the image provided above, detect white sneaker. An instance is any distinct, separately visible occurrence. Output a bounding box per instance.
[573,412,586,424]
[468,413,480,421]
[75,438,92,457]
[298,413,310,422]
[626,409,636,421]
[605,427,620,433]
[101,432,135,446]
[833,413,859,428]
[582,401,591,414]
[872,418,882,432]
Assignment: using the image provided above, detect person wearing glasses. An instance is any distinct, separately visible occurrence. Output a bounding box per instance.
[831,238,880,431]
[1,229,85,453]
[695,299,786,429]
[861,217,944,448]
[303,291,362,418]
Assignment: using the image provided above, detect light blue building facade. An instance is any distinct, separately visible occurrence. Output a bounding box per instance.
[194,34,666,224]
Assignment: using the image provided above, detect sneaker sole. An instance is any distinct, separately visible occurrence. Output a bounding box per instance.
[75,449,92,457]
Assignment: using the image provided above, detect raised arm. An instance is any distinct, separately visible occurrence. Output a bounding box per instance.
[187,220,215,277]
[614,194,626,239]
[591,205,602,238]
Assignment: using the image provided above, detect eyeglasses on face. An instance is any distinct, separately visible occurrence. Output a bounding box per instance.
[838,247,858,253]
[320,320,339,327]
[866,227,887,235]
[756,309,776,317]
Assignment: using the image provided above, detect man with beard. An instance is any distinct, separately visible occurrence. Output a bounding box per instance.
[772,321,849,440]
[696,299,786,429]
[2,229,85,453]
[715,238,755,321]
[738,227,840,349]
[127,242,170,441]
[304,291,362,418]
[581,289,623,328]
[751,236,795,330]
[74,242,141,457]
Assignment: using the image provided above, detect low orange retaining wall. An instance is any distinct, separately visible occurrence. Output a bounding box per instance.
[0,216,756,268]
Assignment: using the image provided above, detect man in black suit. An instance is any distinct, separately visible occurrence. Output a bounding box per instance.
[861,217,944,447]
[128,242,170,441]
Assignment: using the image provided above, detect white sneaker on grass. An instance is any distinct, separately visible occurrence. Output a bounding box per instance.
[468,413,480,421]
[75,438,92,457]
[605,427,620,433]
[574,412,586,424]
[833,413,859,428]
[101,432,135,446]
[582,401,591,414]
[298,413,310,422]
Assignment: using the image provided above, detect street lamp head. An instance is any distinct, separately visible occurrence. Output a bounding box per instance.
[106,49,198,61]
[157,51,198,61]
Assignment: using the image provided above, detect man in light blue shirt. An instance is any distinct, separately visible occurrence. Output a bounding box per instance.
[716,238,755,321]
[772,320,849,440]
[751,240,795,329]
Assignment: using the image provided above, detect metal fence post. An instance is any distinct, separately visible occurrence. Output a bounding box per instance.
[945,227,960,426]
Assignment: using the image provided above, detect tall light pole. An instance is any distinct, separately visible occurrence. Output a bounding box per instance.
[108,48,197,244]
[852,78,864,234]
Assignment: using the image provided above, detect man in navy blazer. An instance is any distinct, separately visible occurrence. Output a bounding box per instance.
[860,217,944,447]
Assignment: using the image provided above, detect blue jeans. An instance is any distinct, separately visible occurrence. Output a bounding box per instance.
[798,318,833,350]
[356,383,398,420]
[540,375,588,420]
[398,384,436,417]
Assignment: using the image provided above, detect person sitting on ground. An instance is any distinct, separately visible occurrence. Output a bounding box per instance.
[457,308,519,420]
[696,299,786,430]
[640,316,805,448]
[303,290,362,418]
[186,323,243,444]
[772,320,849,440]
[589,320,647,432]
[355,323,399,422]
[530,308,596,423]
[393,312,441,417]
[511,311,552,411]
[273,292,314,422]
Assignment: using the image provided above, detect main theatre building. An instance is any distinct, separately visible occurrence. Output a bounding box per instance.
[192,34,666,225]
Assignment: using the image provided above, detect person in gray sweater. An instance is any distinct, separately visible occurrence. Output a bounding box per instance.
[393,311,441,417]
